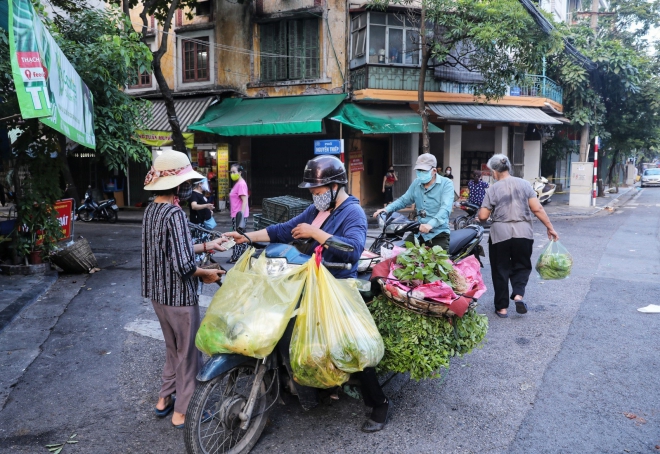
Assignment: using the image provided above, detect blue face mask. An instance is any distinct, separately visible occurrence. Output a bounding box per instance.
[416,170,433,184]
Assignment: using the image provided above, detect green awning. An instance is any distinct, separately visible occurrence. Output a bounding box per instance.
[329,103,444,134]
[188,94,346,136]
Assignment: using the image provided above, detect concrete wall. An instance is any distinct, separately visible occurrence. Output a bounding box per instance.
[523,140,541,181]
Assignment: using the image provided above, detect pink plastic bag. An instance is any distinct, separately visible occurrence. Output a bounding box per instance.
[452,256,487,299]
[386,263,458,304]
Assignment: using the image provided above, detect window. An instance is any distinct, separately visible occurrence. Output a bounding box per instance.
[196,1,211,16]
[129,70,152,89]
[182,37,210,82]
[351,12,420,66]
[260,19,319,82]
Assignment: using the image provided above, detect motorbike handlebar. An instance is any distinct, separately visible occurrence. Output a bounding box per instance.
[322,261,352,270]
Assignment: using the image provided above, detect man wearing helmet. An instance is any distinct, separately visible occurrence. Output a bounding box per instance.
[224,155,390,432]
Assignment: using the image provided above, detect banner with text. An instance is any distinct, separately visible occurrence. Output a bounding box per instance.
[8,0,95,148]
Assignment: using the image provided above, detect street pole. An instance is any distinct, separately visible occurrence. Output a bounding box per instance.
[592,136,599,206]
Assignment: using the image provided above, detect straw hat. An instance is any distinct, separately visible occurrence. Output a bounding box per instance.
[143,150,205,191]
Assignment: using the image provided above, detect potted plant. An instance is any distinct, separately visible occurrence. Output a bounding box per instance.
[18,201,64,265]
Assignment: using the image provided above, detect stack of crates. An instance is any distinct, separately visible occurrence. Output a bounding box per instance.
[253,196,312,230]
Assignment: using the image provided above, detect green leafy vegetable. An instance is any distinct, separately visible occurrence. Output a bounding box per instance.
[368,296,488,381]
[535,243,573,280]
[392,240,465,291]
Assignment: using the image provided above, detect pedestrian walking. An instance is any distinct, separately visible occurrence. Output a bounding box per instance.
[141,150,227,428]
[467,170,489,206]
[477,154,559,318]
[382,166,398,207]
[374,154,454,252]
[229,163,249,263]
[189,178,216,230]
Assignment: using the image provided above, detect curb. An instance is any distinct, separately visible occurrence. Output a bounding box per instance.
[545,187,636,219]
[0,272,58,333]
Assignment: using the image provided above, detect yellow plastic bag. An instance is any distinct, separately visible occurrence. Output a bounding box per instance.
[196,247,307,359]
[290,257,385,388]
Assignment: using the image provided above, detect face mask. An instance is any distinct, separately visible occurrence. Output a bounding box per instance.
[446,170,451,175]
[312,190,333,212]
[416,170,433,184]
[176,181,193,201]
[230,173,240,182]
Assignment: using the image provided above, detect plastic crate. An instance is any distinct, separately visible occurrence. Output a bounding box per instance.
[253,214,278,231]
[261,196,311,223]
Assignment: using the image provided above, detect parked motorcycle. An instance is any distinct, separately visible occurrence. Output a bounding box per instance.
[533,176,556,205]
[453,201,482,230]
[184,212,485,454]
[76,186,118,223]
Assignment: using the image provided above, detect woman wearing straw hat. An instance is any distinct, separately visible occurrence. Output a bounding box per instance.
[142,150,228,428]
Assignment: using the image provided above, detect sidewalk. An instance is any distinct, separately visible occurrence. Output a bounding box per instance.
[542,185,636,218]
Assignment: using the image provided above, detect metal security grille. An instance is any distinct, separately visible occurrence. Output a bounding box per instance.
[392,135,412,198]
[512,127,525,178]
[261,19,319,82]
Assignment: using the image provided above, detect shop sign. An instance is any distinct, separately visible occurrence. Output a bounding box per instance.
[480,163,491,177]
[314,139,343,155]
[54,198,74,241]
[136,130,195,149]
[216,144,230,200]
[349,150,364,173]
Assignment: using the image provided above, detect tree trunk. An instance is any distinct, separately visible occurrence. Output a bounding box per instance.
[57,133,80,203]
[578,123,590,161]
[139,0,188,154]
[122,0,129,16]
[418,3,430,154]
[607,149,619,185]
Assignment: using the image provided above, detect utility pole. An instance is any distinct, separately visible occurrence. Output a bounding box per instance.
[578,0,599,162]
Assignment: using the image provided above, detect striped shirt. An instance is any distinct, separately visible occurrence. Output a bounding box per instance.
[141,203,198,306]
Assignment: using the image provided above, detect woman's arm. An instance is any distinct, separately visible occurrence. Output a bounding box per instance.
[528,198,559,240]
[224,228,271,244]
[191,201,213,210]
[240,195,248,215]
[477,207,491,222]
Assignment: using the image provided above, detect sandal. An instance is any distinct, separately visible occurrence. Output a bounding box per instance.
[495,310,508,318]
[154,395,175,418]
[515,300,528,314]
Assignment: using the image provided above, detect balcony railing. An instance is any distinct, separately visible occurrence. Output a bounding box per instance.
[349,65,563,105]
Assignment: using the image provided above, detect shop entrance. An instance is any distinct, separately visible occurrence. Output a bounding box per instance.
[360,138,390,206]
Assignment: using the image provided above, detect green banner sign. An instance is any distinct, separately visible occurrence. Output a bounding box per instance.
[7,0,95,149]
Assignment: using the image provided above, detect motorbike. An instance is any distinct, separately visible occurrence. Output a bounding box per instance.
[184,212,485,454]
[452,201,481,231]
[76,186,118,223]
[533,176,556,205]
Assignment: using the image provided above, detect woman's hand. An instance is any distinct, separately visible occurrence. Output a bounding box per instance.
[198,268,225,284]
[373,208,386,218]
[291,223,319,240]
[208,237,229,252]
[224,231,250,244]
[547,227,559,241]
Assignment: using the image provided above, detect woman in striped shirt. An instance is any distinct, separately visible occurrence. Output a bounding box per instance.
[142,150,228,428]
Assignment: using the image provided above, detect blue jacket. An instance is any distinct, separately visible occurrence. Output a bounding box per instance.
[265,196,366,279]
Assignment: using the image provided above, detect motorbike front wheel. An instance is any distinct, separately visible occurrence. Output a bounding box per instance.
[184,364,270,454]
[107,210,118,223]
[453,215,469,230]
[78,209,93,222]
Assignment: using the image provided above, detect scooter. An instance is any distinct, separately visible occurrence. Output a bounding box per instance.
[184,213,485,454]
[533,177,556,205]
[76,186,119,223]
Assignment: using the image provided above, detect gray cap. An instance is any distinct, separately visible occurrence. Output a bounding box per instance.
[414,153,437,171]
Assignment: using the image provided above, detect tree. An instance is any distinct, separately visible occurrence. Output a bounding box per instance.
[372,0,563,153]
[107,0,204,154]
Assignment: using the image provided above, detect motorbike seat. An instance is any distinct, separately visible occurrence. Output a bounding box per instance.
[448,228,477,256]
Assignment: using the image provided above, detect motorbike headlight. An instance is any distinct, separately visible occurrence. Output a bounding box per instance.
[265,258,301,276]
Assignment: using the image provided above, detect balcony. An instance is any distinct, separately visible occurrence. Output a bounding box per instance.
[349,65,563,106]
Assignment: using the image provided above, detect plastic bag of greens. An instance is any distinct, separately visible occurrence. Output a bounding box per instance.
[196,247,307,359]
[535,240,573,280]
[290,256,385,389]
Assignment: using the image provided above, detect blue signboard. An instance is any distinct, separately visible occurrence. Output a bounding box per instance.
[314,139,343,155]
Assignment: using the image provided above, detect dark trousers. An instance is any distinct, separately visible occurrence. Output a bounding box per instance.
[384,186,393,204]
[231,217,249,261]
[422,232,450,252]
[488,237,533,311]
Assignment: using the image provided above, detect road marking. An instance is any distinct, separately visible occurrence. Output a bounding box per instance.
[124,320,164,341]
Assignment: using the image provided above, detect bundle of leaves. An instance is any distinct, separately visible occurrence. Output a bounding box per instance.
[368,296,488,381]
[535,252,573,280]
[392,241,467,292]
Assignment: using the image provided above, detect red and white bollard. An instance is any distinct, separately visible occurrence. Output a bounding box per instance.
[592,136,599,207]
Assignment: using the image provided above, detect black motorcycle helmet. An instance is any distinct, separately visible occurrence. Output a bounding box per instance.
[298,155,348,189]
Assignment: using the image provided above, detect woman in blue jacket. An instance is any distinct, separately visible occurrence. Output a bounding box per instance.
[225,155,390,432]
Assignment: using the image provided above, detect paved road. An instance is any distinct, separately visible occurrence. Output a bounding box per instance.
[1,188,658,453]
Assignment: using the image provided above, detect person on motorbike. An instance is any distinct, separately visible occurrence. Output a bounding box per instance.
[224,155,391,433]
[374,153,454,252]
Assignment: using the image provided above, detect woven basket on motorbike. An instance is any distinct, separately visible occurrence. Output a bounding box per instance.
[51,238,97,273]
[377,278,476,318]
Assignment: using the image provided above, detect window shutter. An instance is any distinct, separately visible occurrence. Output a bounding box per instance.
[261,23,276,81]
[276,22,288,80]
[303,19,319,79]
[288,20,303,80]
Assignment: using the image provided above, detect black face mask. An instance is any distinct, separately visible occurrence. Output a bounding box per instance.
[177,181,193,201]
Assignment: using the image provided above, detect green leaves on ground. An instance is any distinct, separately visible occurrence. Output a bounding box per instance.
[368,296,488,381]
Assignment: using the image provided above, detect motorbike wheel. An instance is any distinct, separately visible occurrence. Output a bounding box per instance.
[453,216,469,230]
[184,364,270,454]
[79,209,93,222]
[107,210,118,223]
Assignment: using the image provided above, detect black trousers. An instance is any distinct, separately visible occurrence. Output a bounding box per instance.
[422,232,450,252]
[488,237,533,311]
[384,186,393,204]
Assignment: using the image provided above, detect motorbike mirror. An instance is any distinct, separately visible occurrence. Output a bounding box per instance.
[324,236,355,252]
[235,212,246,234]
